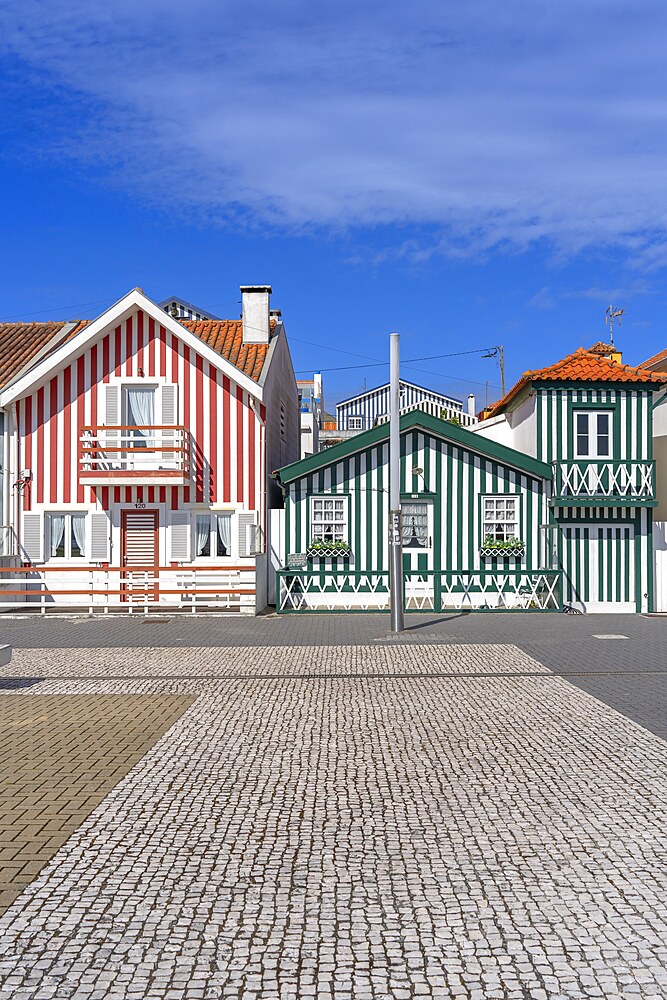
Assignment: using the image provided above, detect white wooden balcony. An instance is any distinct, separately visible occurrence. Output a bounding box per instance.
[79,425,191,486]
[552,461,656,506]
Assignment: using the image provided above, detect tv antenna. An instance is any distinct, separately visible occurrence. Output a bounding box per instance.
[482,345,505,396]
[605,305,624,346]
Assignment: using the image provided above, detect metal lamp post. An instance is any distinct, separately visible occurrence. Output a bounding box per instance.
[389,332,404,632]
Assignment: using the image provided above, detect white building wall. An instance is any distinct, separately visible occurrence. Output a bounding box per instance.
[262,328,300,509]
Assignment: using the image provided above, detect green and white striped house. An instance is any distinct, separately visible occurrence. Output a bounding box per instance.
[275,345,667,614]
[274,410,559,613]
[474,346,667,613]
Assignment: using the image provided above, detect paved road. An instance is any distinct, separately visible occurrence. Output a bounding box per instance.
[2,611,666,739]
[0,624,666,998]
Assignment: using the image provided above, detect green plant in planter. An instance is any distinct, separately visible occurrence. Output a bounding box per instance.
[308,539,351,556]
[481,535,525,553]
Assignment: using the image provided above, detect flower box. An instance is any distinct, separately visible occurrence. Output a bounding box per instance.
[307,541,351,559]
[480,536,525,558]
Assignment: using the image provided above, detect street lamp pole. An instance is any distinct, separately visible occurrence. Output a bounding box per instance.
[389,332,404,632]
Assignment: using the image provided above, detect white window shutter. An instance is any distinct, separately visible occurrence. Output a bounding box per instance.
[104,384,121,467]
[160,384,179,464]
[89,512,110,561]
[238,512,257,558]
[170,510,191,561]
[160,383,178,424]
[22,513,43,563]
[104,384,120,424]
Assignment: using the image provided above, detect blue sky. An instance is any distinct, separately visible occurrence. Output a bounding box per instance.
[1,0,667,408]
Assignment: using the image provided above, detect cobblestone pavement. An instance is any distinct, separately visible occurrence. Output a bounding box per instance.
[1,644,667,998]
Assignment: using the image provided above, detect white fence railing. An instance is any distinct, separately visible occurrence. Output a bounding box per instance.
[0,564,257,614]
[553,461,655,500]
[375,399,478,427]
[277,568,561,613]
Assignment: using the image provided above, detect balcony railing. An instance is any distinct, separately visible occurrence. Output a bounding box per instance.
[552,461,655,504]
[79,426,191,485]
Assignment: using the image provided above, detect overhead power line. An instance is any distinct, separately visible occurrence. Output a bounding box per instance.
[294,347,496,375]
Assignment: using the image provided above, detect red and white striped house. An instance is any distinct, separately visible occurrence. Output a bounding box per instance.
[0,285,299,612]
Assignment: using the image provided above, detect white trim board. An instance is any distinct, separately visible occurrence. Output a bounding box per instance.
[0,288,264,405]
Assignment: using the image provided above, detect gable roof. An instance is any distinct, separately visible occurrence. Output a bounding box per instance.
[639,346,667,371]
[0,290,275,403]
[275,409,552,484]
[486,348,667,417]
[336,378,462,409]
[0,321,89,389]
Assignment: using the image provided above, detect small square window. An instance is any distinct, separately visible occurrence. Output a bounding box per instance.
[574,411,613,459]
[46,513,86,560]
[195,512,232,558]
[310,495,349,546]
[481,496,520,545]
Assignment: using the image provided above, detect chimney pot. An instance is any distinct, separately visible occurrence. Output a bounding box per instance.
[467,393,476,416]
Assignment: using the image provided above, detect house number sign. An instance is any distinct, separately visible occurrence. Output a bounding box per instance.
[134,502,146,509]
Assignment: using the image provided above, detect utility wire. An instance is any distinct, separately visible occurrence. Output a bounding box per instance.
[294,347,496,375]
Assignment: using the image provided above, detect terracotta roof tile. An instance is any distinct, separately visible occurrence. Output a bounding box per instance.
[0,322,67,388]
[639,346,667,370]
[587,341,616,355]
[486,347,667,417]
[180,319,271,382]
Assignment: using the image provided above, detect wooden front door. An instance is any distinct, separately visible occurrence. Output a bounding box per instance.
[121,509,159,602]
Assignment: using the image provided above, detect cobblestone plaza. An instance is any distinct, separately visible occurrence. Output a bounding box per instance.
[1,617,666,998]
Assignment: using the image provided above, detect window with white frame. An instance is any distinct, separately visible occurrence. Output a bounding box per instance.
[310,496,349,543]
[401,502,431,549]
[482,496,519,543]
[194,513,232,558]
[46,513,86,560]
[348,416,363,430]
[574,410,611,459]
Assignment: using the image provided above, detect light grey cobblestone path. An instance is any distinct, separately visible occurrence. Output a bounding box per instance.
[1,644,667,999]
[5,643,549,679]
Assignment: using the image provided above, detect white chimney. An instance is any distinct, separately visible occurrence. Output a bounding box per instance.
[241,285,272,344]
[467,393,476,416]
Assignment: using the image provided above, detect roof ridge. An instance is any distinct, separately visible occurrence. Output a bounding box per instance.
[485,346,666,418]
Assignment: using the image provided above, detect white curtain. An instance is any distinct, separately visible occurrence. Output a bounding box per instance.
[127,388,155,445]
[49,514,66,557]
[196,515,211,556]
[217,514,232,556]
[71,515,86,557]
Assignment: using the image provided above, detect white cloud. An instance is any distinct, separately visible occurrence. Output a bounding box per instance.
[3,0,667,260]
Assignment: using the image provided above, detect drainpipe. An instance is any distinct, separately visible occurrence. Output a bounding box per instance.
[249,398,267,550]
[1,410,8,553]
[10,404,20,558]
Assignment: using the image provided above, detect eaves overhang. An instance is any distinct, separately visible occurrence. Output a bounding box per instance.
[275,410,552,484]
